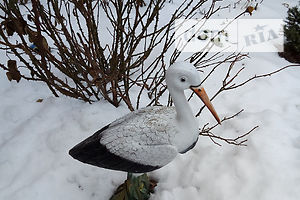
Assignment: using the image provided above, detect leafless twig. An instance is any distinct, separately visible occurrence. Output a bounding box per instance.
[199,109,259,146]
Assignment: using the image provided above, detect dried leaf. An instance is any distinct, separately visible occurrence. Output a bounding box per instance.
[246,4,258,16]
[6,72,12,81]
[7,60,21,82]
[41,37,49,50]
[25,27,38,43]
[26,26,49,52]
[4,19,16,36]
[4,17,27,36]
[14,18,27,35]
[246,6,255,15]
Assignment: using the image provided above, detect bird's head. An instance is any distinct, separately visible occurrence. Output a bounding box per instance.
[166,62,221,124]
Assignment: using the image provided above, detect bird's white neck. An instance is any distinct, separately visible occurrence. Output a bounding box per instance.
[169,88,199,153]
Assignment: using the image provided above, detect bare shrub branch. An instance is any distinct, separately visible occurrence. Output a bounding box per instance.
[199,109,259,146]
[0,0,232,110]
[200,126,259,146]
[0,0,289,146]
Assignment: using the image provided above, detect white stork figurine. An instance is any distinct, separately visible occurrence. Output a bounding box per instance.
[69,62,220,198]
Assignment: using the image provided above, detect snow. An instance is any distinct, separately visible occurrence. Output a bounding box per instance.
[1,0,300,200]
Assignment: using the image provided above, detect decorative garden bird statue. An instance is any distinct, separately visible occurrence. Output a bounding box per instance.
[69,61,221,199]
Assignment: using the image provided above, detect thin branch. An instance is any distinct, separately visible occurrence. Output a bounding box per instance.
[200,126,259,146]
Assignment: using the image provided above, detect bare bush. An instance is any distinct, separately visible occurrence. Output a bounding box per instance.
[1,0,298,145]
[0,0,260,108]
[0,0,217,110]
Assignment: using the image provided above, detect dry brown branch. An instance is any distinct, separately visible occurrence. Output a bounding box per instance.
[226,64,300,90]
[0,0,261,109]
[0,0,284,147]
[200,126,259,146]
[194,62,299,146]
[195,61,300,117]
[203,109,245,132]
[2,0,235,109]
[199,109,258,146]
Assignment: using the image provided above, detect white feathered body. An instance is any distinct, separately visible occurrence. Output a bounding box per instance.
[101,106,181,167]
[69,105,199,172]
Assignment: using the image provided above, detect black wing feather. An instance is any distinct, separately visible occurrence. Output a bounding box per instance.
[69,124,160,173]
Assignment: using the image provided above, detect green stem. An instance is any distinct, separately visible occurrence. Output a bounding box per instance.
[127,172,133,180]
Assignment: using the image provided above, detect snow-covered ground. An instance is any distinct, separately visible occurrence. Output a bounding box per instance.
[1,1,300,200]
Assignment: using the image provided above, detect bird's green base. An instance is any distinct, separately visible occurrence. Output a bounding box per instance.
[110,173,157,200]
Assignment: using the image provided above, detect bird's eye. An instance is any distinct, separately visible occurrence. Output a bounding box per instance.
[180,77,186,82]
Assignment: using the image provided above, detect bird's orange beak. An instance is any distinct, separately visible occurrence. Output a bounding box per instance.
[191,86,221,124]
